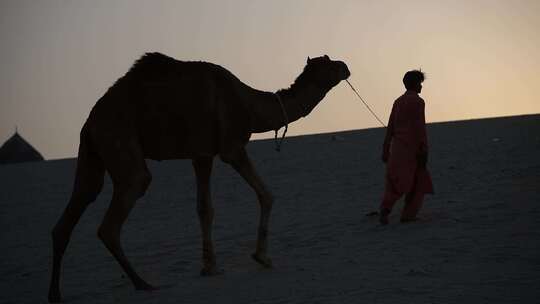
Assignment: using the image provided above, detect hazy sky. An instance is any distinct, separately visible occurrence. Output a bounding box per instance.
[1,0,539,160]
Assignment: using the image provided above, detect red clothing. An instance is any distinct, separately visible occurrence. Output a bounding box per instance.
[381,166,426,218]
[383,90,434,195]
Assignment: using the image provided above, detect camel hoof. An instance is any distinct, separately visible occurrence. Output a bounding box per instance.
[251,253,273,268]
[135,281,158,291]
[48,288,61,303]
[200,267,223,276]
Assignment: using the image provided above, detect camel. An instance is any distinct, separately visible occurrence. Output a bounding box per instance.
[48,52,350,302]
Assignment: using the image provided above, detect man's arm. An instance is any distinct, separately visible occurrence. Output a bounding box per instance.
[415,101,428,167]
[382,103,396,163]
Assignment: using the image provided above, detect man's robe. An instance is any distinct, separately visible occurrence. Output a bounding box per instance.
[383,90,434,195]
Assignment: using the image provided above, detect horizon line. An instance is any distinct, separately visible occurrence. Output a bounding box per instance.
[34,112,539,162]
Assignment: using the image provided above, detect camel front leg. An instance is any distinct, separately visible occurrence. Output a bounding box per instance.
[228,149,274,268]
[192,157,220,275]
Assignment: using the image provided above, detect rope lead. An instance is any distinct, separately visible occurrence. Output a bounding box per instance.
[345,79,387,128]
[273,79,385,152]
[274,93,288,152]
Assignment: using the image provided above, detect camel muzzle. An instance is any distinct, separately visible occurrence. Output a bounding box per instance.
[339,61,351,80]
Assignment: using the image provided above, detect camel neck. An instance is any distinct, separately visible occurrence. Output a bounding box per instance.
[249,84,328,134]
[278,84,327,123]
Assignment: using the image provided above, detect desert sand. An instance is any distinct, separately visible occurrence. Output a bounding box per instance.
[1,114,539,303]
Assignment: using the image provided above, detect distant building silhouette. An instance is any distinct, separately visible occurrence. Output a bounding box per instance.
[0,130,44,164]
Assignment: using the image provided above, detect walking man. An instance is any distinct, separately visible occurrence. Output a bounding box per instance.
[379,70,434,225]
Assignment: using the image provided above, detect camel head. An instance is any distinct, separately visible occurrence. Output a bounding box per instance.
[303,55,350,90]
[276,55,351,120]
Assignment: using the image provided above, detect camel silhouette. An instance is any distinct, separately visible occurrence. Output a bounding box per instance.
[48,52,350,302]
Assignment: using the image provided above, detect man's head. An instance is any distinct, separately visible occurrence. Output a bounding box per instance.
[403,70,425,93]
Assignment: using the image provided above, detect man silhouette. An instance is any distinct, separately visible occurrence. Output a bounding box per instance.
[379,70,434,225]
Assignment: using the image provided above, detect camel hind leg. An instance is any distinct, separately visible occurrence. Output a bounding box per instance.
[49,126,105,303]
[192,157,221,275]
[225,149,274,268]
[96,138,155,291]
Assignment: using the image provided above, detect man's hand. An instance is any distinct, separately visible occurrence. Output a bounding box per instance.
[417,152,428,168]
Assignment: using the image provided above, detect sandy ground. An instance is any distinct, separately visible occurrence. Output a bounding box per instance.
[1,114,539,303]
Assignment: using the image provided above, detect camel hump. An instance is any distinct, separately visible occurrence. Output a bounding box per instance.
[129,52,221,77]
[133,52,177,68]
[125,52,181,81]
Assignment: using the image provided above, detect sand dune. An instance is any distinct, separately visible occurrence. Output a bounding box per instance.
[1,114,539,303]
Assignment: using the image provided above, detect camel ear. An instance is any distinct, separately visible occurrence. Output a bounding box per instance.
[307,57,311,63]
[324,54,329,60]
